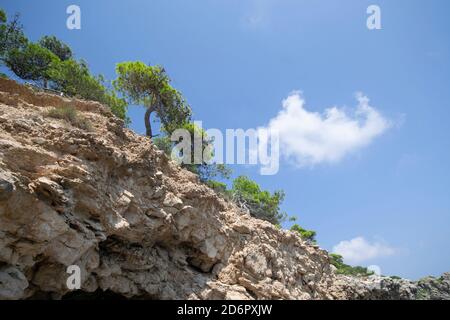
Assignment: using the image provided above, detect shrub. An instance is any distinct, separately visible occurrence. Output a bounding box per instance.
[46,106,92,131]
[231,176,287,225]
[0,9,128,124]
[153,123,232,183]
[290,224,317,243]
[103,90,129,125]
[153,136,173,156]
[329,253,374,276]
[49,59,129,124]
[206,180,229,195]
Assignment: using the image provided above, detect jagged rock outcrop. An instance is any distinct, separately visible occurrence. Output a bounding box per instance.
[0,79,335,300]
[415,273,450,300]
[330,275,418,300]
[329,273,450,300]
[0,79,448,300]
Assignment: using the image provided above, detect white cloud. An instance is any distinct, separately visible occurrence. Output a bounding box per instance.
[258,91,391,167]
[332,237,395,265]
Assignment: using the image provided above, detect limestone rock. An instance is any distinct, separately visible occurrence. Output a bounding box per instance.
[0,178,14,201]
[0,266,28,300]
[0,78,448,300]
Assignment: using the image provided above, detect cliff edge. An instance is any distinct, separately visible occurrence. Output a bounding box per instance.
[0,79,448,300]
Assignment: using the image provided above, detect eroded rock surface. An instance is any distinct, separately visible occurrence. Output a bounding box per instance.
[0,79,448,300]
[0,79,335,300]
[328,273,450,300]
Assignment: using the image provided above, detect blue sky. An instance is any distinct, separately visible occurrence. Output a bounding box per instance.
[1,0,449,280]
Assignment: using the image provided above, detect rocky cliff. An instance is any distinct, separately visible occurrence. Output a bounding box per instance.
[0,78,448,300]
[331,273,450,300]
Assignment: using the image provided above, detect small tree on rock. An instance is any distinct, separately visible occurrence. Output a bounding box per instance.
[231,176,287,225]
[113,61,191,138]
[290,224,317,243]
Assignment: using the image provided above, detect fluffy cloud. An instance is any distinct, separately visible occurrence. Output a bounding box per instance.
[332,237,395,265]
[258,92,390,167]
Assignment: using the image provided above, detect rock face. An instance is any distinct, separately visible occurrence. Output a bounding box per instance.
[329,273,450,300]
[0,79,336,300]
[330,275,418,300]
[0,79,448,300]
[415,273,450,300]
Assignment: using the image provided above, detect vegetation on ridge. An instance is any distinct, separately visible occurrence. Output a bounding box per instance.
[329,253,375,277]
[0,8,129,123]
[290,224,317,244]
[1,6,317,243]
[0,9,27,62]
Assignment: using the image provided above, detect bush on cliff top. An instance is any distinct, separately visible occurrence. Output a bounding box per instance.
[329,253,374,277]
[0,8,129,124]
[231,176,287,225]
[290,224,317,244]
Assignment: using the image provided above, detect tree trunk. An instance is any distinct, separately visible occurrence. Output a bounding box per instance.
[144,107,153,138]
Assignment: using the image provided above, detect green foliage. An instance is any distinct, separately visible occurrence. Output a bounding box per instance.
[38,35,72,61]
[179,122,214,165]
[46,106,92,131]
[330,253,344,265]
[416,288,429,300]
[0,9,127,123]
[389,275,402,280]
[0,9,27,61]
[104,90,129,124]
[290,224,317,243]
[153,135,173,156]
[4,42,58,87]
[158,87,192,135]
[114,61,166,105]
[329,253,374,277]
[114,61,191,137]
[50,59,101,97]
[175,122,231,182]
[206,180,229,195]
[49,59,129,123]
[231,176,287,225]
[212,164,232,180]
[153,123,231,183]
